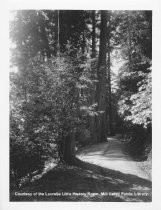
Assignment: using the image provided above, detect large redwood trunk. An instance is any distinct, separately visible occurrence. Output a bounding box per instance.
[90,10,97,143]
[60,131,76,164]
[95,10,108,142]
[107,11,113,135]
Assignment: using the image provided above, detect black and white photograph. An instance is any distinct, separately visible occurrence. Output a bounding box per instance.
[8,9,153,202]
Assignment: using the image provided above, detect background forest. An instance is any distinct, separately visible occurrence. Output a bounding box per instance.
[9,10,152,190]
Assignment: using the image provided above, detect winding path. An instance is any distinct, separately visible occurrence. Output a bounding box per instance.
[75,135,152,201]
[11,135,152,202]
[76,135,151,180]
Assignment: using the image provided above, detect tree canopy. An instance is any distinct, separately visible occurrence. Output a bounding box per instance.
[10,10,152,187]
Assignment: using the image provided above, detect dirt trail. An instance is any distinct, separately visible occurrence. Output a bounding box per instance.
[10,135,152,202]
[76,136,151,180]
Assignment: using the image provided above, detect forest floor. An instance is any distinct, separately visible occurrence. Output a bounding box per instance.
[10,135,152,202]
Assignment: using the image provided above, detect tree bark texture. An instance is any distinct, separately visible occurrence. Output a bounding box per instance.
[90,10,97,143]
[107,12,113,135]
[60,131,76,164]
[95,10,108,142]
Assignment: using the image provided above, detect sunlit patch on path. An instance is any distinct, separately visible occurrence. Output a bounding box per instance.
[76,136,151,180]
[10,135,152,202]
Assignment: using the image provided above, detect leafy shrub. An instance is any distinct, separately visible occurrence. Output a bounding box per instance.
[119,68,152,129]
[118,64,152,160]
[10,137,46,179]
[125,124,151,160]
[10,54,80,186]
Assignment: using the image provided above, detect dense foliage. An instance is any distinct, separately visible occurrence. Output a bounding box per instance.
[115,11,152,158]
[10,53,81,184]
[10,10,152,186]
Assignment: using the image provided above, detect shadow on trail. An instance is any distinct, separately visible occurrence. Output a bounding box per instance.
[77,139,131,161]
[10,157,151,202]
[72,157,151,189]
[76,138,152,180]
[70,157,152,201]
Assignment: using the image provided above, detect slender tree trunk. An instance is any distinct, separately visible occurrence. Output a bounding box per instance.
[82,30,86,55]
[95,10,108,142]
[90,10,97,143]
[41,27,51,58]
[127,12,132,72]
[107,12,113,135]
[92,10,96,58]
[53,10,59,56]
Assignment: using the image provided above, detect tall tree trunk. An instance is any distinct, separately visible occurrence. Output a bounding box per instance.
[127,12,132,72]
[90,10,97,143]
[91,10,96,58]
[40,27,51,58]
[59,130,76,164]
[95,10,108,142]
[107,12,113,135]
[53,10,59,56]
[63,131,76,164]
[82,30,86,55]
